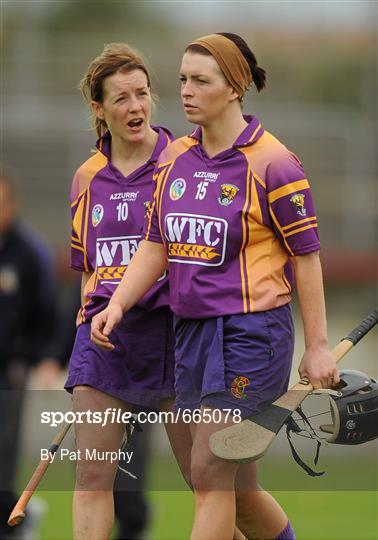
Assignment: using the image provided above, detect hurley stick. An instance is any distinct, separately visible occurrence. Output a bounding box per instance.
[209,309,378,463]
[8,422,71,527]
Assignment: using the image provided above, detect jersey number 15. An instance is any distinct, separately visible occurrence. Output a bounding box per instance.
[195,181,209,200]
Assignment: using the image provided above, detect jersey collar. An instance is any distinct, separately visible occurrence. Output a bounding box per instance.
[149,126,174,163]
[188,115,264,149]
[96,126,173,163]
[96,131,111,158]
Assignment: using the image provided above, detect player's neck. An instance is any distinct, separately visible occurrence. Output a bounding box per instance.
[201,107,247,158]
[110,126,158,177]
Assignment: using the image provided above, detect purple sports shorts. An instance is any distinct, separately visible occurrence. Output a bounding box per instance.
[173,304,294,418]
[65,305,175,408]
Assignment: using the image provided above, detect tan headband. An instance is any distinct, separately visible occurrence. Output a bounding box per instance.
[188,34,252,98]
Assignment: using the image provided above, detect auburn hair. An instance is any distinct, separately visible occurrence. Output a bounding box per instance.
[79,43,153,137]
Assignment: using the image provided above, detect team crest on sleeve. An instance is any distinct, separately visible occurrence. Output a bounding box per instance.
[231,376,250,400]
[169,178,186,201]
[218,184,239,206]
[92,204,104,227]
[290,193,306,217]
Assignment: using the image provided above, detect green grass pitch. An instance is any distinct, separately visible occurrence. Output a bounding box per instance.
[15,454,377,539]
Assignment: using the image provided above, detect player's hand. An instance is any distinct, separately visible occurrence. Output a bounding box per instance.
[298,345,340,389]
[91,303,123,350]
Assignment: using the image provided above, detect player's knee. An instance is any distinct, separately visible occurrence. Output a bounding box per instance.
[235,490,253,517]
[235,487,265,520]
[190,455,235,491]
[190,462,211,491]
[178,464,192,490]
[75,460,116,490]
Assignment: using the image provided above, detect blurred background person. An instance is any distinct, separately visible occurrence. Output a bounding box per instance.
[0,169,58,538]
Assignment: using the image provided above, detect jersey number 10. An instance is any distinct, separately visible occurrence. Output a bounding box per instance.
[116,202,128,221]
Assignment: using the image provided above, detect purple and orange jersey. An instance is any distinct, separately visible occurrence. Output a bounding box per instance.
[70,127,173,322]
[144,116,320,318]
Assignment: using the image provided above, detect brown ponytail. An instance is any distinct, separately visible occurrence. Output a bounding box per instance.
[216,32,266,92]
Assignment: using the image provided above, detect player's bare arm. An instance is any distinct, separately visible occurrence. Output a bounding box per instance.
[293,251,339,389]
[91,240,167,348]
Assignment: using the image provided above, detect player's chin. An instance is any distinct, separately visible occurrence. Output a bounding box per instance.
[125,130,146,144]
[184,109,204,124]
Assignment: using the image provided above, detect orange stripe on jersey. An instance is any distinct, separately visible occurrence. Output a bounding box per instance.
[72,197,86,242]
[71,233,82,245]
[269,207,294,256]
[268,179,309,204]
[253,171,266,189]
[163,130,173,144]
[244,174,262,312]
[157,163,174,239]
[157,159,175,170]
[145,162,173,241]
[144,198,157,241]
[71,152,108,207]
[145,199,158,240]
[71,242,85,253]
[284,223,318,238]
[71,230,80,243]
[157,136,198,165]
[239,165,252,313]
[248,123,262,143]
[282,216,317,231]
[82,190,90,272]
[81,271,98,322]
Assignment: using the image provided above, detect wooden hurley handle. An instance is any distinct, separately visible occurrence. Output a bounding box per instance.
[8,423,71,527]
[290,309,378,398]
[275,328,368,412]
[210,309,377,463]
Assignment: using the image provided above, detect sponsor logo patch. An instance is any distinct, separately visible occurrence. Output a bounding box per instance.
[109,191,139,201]
[95,235,166,285]
[96,235,141,281]
[290,193,306,217]
[92,204,104,227]
[218,184,239,206]
[169,178,186,201]
[231,376,250,400]
[164,213,227,266]
[193,171,220,182]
